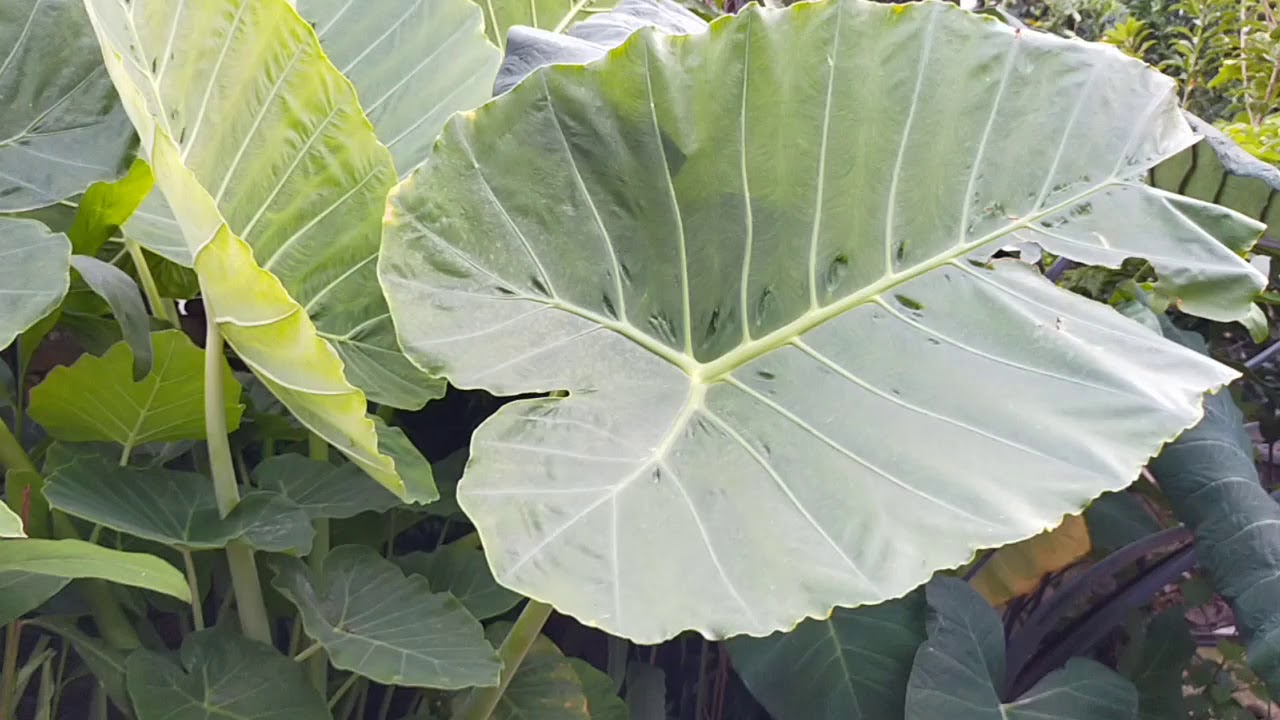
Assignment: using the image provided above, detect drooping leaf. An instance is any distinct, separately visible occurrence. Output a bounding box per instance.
[270,545,500,689]
[483,624,590,720]
[44,446,313,553]
[252,453,400,520]
[0,218,70,351]
[479,0,618,50]
[0,538,188,601]
[1150,321,1280,694]
[382,0,1260,641]
[495,0,706,94]
[298,0,501,177]
[69,255,153,378]
[397,540,523,620]
[728,591,926,720]
[0,574,67,624]
[85,0,437,501]
[28,329,241,457]
[126,629,328,720]
[1150,113,1280,239]
[969,514,1092,606]
[905,576,1138,719]
[0,0,134,212]
[1084,491,1164,555]
[568,658,629,720]
[1119,608,1194,720]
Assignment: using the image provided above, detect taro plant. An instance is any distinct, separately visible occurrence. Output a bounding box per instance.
[3,0,1280,718]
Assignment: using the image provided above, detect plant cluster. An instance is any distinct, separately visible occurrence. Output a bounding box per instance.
[3,1,1280,720]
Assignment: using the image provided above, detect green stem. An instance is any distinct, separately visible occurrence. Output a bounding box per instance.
[306,432,329,690]
[293,641,323,664]
[328,674,360,711]
[455,601,554,720]
[126,240,180,327]
[182,550,204,631]
[203,304,272,645]
[1,622,20,720]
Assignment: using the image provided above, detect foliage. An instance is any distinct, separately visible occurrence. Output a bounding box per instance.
[1,0,1279,719]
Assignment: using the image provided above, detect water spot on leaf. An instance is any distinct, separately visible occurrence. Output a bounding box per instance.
[755,369,776,381]
[494,285,516,296]
[895,242,906,262]
[530,276,550,297]
[150,57,158,74]
[823,254,849,294]
[705,307,721,340]
[891,388,901,396]
[648,312,677,345]
[754,286,774,327]
[619,262,633,286]
[894,294,924,311]
[601,293,618,320]
[650,467,662,484]
[927,337,941,346]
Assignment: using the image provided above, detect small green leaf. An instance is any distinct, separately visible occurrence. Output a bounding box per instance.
[905,576,1138,720]
[253,453,400,520]
[1119,608,1194,720]
[270,545,500,689]
[0,574,67,625]
[0,218,71,351]
[568,658,629,720]
[397,540,522,620]
[69,255,153,379]
[69,160,156,257]
[728,590,926,720]
[44,446,313,553]
[484,624,590,720]
[0,0,134,212]
[0,539,188,601]
[28,329,242,457]
[0,502,23,538]
[126,630,327,720]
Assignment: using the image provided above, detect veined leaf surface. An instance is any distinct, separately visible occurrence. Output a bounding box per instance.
[83,0,435,500]
[0,218,70,351]
[382,0,1264,641]
[0,0,133,211]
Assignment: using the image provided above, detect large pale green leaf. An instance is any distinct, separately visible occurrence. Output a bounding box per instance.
[727,591,926,720]
[126,630,328,720]
[397,540,523,620]
[1150,321,1280,694]
[270,545,500,688]
[381,0,1262,641]
[43,446,313,553]
[0,0,133,212]
[1150,113,1280,240]
[252,453,400,520]
[85,0,436,501]
[298,0,501,178]
[0,218,70,350]
[0,538,188,600]
[28,329,241,459]
[905,576,1138,719]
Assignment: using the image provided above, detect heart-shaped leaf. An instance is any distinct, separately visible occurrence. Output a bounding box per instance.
[728,591,926,720]
[28,329,242,460]
[271,545,500,688]
[0,538,188,601]
[382,0,1262,641]
[252,453,400,520]
[0,0,134,212]
[126,630,327,720]
[906,576,1137,719]
[0,218,70,351]
[84,0,436,501]
[397,540,522,620]
[44,446,313,553]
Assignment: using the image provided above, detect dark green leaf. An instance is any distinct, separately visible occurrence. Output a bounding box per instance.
[0,573,67,625]
[728,591,926,720]
[1085,492,1164,555]
[905,576,1138,720]
[69,255,153,379]
[568,658,629,720]
[397,540,522,620]
[270,545,500,689]
[31,617,131,714]
[484,623,590,720]
[252,453,400,520]
[1119,608,1194,720]
[44,446,313,553]
[126,630,327,720]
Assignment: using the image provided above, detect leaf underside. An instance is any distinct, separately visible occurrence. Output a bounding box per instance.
[382,0,1263,642]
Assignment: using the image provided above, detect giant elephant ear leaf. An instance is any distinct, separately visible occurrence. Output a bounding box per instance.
[382,0,1264,642]
[82,0,434,501]
[0,0,134,212]
[0,218,70,351]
